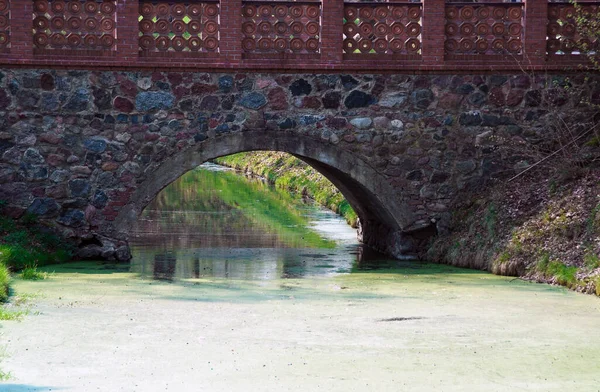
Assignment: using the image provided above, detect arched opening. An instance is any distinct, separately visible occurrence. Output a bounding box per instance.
[112,131,422,258]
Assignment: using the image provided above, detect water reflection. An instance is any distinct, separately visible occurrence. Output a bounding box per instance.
[130,163,379,281]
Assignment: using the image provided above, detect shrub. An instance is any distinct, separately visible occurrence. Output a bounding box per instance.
[20,266,47,281]
[584,250,600,270]
[21,212,38,226]
[546,261,578,287]
[495,251,511,265]
[3,231,29,246]
[0,216,15,232]
[0,213,73,271]
[536,252,551,272]
[0,262,9,303]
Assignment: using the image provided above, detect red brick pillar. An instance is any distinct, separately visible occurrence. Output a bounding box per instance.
[9,0,34,61]
[523,0,547,66]
[220,0,242,66]
[421,0,446,66]
[321,0,343,65]
[115,0,139,62]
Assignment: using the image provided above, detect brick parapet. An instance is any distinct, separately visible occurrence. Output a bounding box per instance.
[221,0,243,63]
[115,0,140,62]
[421,0,445,65]
[523,0,548,66]
[0,0,596,73]
[6,0,33,61]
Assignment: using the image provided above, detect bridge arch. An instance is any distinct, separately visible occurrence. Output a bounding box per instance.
[113,130,420,258]
[1,69,594,263]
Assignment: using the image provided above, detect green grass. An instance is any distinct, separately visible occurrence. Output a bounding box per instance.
[0,243,69,270]
[585,135,600,147]
[0,230,72,271]
[0,202,73,304]
[495,251,511,265]
[0,307,28,321]
[587,203,600,233]
[546,261,578,287]
[148,165,337,249]
[0,369,10,381]
[535,256,577,288]
[535,252,578,288]
[0,262,9,303]
[536,252,551,272]
[12,292,42,307]
[20,266,48,281]
[216,152,359,227]
[0,346,10,381]
[584,250,600,270]
[0,216,15,232]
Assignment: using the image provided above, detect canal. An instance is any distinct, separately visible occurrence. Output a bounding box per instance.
[129,163,361,281]
[1,163,599,391]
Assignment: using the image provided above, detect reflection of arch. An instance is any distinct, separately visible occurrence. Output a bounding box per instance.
[114,130,417,256]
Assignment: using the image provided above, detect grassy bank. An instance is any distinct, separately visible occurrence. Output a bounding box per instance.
[0,262,8,303]
[145,164,337,249]
[427,169,600,297]
[215,152,358,227]
[0,206,73,302]
[0,214,72,271]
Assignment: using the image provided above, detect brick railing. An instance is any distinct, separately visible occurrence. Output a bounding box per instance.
[32,0,117,56]
[342,1,422,58]
[444,2,524,58]
[547,1,599,56]
[0,0,9,53]
[241,0,321,58]
[0,0,597,72]
[138,0,220,57]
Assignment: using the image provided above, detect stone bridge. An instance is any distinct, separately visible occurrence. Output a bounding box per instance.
[0,0,598,260]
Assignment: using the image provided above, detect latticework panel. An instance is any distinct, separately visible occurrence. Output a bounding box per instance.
[139,1,220,53]
[241,1,321,54]
[547,3,599,55]
[32,0,117,51]
[343,2,422,55]
[444,3,523,55]
[0,0,9,52]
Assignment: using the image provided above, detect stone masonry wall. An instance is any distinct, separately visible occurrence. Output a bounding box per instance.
[0,69,597,260]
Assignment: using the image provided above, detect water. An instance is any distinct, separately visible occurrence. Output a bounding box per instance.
[129,163,376,281]
[2,163,600,391]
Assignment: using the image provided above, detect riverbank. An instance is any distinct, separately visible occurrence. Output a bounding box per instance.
[0,209,72,304]
[216,152,600,296]
[428,168,600,297]
[215,152,358,227]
